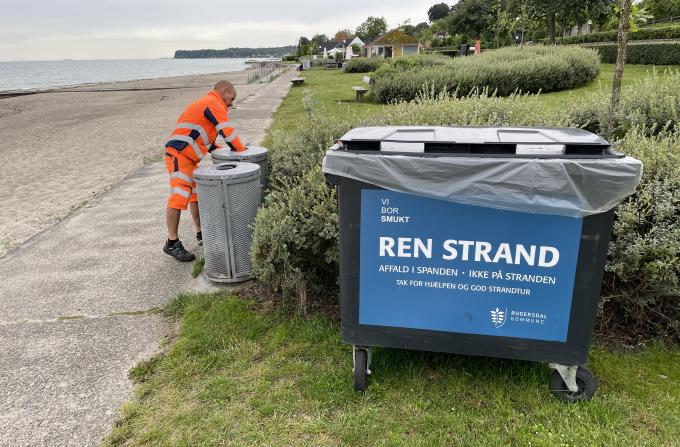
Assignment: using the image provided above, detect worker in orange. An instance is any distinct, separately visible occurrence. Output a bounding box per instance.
[163,80,245,262]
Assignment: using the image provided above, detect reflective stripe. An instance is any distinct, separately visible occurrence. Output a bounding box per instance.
[216,122,233,132]
[171,187,191,198]
[223,133,237,143]
[170,171,193,183]
[176,122,210,146]
[170,134,204,160]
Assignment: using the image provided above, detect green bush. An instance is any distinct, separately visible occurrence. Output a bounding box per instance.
[250,167,339,313]
[582,41,680,65]
[344,58,389,73]
[371,46,601,103]
[564,69,680,138]
[556,25,680,45]
[601,129,680,340]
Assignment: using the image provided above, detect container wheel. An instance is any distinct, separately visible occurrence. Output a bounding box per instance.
[549,366,597,402]
[353,348,368,392]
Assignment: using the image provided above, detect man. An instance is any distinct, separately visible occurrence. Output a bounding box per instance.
[163,80,245,262]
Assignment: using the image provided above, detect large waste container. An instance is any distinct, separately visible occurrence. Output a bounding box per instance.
[322,126,643,400]
[195,162,261,283]
[211,146,269,193]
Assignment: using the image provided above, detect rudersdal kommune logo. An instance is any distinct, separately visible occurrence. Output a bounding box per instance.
[490,307,507,328]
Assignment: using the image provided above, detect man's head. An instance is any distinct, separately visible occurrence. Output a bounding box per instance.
[214,80,236,107]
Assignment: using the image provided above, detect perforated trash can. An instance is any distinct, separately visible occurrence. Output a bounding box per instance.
[211,146,269,193]
[194,162,261,283]
[322,126,643,399]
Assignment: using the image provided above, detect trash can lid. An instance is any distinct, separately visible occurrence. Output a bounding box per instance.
[194,162,260,181]
[323,126,644,218]
[212,146,268,162]
[337,126,616,158]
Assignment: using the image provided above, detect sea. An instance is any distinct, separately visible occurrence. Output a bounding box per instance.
[0,58,261,92]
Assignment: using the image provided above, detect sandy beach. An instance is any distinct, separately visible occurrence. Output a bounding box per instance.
[0,68,275,257]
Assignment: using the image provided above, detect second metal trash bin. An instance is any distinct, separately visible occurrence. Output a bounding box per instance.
[195,162,261,283]
[211,146,269,194]
[322,126,643,400]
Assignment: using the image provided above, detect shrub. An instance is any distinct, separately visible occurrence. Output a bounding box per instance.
[564,69,680,138]
[556,25,680,45]
[344,57,390,73]
[250,167,339,314]
[601,129,680,341]
[371,46,601,103]
[582,41,680,65]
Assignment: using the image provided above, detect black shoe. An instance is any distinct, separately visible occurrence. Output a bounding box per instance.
[163,240,196,262]
[196,231,203,246]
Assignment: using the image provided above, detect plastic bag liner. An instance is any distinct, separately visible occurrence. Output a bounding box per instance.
[322,150,643,218]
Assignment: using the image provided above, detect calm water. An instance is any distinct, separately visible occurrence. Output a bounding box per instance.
[0,58,257,92]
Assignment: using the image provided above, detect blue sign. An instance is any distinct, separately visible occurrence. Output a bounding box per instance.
[359,190,583,342]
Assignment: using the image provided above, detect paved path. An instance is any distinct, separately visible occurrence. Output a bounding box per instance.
[0,67,297,446]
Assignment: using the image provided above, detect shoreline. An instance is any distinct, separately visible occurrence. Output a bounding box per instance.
[0,65,257,99]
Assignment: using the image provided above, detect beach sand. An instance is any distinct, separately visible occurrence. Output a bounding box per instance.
[0,69,276,256]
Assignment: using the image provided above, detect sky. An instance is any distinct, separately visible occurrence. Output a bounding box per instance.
[0,0,435,61]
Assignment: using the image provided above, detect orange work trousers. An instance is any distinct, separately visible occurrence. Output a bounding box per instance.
[165,148,198,210]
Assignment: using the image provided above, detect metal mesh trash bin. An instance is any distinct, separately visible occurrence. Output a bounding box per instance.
[195,162,261,283]
[323,126,643,399]
[211,146,269,193]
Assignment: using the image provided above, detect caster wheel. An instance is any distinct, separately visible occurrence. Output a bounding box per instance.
[354,349,368,392]
[549,366,597,402]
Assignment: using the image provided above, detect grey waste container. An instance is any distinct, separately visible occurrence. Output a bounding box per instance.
[322,126,643,400]
[194,162,261,283]
[211,146,269,193]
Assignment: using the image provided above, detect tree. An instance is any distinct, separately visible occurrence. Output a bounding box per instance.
[334,29,353,41]
[428,3,451,22]
[400,24,418,36]
[642,0,680,20]
[415,22,430,32]
[310,34,328,49]
[607,0,633,141]
[296,36,312,57]
[355,16,388,42]
[448,0,494,39]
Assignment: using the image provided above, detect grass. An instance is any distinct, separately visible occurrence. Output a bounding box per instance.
[262,64,676,143]
[263,67,386,145]
[105,294,680,446]
[191,257,205,278]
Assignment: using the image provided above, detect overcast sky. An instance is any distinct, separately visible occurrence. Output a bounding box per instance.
[0,0,435,61]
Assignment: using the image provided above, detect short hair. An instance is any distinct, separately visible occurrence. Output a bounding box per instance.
[214,80,235,93]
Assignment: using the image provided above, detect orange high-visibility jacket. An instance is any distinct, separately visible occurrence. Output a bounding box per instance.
[165,90,245,162]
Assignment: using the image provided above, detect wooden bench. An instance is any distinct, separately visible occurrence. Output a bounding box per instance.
[291,77,305,86]
[352,86,369,102]
[325,62,343,69]
[351,76,372,102]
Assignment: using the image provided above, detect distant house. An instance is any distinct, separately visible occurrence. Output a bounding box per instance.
[367,29,420,58]
[320,40,347,53]
[348,36,365,48]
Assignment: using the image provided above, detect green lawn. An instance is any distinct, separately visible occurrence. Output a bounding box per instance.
[263,64,676,143]
[263,68,386,145]
[106,294,680,446]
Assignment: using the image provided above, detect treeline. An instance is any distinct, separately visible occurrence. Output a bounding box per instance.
[174,46,296,59]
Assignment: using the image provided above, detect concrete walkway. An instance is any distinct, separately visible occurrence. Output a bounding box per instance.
[0,67,297,446]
